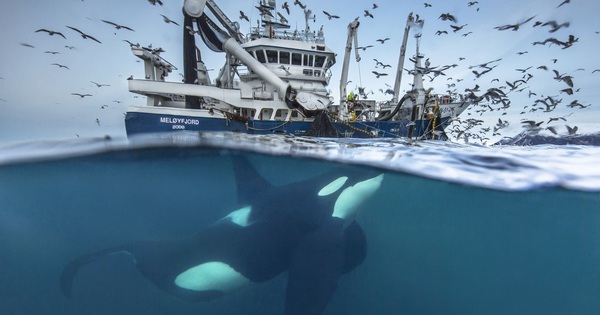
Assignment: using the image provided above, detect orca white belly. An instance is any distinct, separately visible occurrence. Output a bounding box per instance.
[174,261,252,293]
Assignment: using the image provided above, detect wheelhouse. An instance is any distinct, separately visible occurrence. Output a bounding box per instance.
[242,42,335,84]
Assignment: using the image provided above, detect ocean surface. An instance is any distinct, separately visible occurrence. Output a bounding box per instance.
[1,132,599,315]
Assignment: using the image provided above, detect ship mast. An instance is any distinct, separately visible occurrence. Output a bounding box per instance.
[411,34,427,107]
[303,8,315,41]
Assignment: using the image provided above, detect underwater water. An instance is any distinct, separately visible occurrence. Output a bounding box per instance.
[1,132,599,315]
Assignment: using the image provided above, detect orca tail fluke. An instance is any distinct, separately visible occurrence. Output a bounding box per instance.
[60,245,132,298]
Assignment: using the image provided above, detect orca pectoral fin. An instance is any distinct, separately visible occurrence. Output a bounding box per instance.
[284,218,345,315]
[60,245,131,298]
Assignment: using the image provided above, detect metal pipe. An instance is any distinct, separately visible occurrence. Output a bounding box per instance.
[183,13,201,109]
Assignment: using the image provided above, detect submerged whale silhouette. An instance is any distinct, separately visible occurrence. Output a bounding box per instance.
[60,155,384,315]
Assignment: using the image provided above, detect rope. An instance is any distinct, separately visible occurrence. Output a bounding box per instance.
[245,119,292,131]
[328,112,377,138]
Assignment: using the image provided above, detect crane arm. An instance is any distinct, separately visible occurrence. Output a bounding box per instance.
[392,13,415,103]
[338,18,361,122]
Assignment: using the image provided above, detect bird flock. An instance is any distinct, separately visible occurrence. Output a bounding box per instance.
[3,0,597,143]
[423,1,595,143]
[7,0,180,128]
[245,1,596,143]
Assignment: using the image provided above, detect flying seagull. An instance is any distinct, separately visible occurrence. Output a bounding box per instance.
[372,71,388,78]
[566,100,589,109]
[323,11,340,20]
[160,14,180,26]
[148,0,163,5]
[35,29,67,39]
[123,39,140,47]
[185,25,199,36]
[239,11,249,22]
[533,37,567,48]
[515,66,532,73]
[71,93,92,98]
[450,24,468,32]
[494,15,536,31]
[541,20,570,33]
[277,12,288,24]
[278,65,292,76]
[66,26,102,43]
[468,58,502,69]
[101,20,135,32]
[439,13,457,23]
[471,66,496,78]
[560,88,573,95]
[282,2,290,15]
[557,0,570,8]
[52,63,70,70]
[91,81,110,87]
[293,0,307,10]
[552,69,574,87]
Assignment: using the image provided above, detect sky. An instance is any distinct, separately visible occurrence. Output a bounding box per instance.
[0,0,599,144]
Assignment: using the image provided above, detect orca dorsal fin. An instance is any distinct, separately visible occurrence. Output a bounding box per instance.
[230,154,274,206]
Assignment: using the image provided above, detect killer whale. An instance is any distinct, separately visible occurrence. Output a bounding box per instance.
[60,155,384,314]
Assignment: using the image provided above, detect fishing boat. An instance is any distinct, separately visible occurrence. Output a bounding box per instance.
[125,0,471,139]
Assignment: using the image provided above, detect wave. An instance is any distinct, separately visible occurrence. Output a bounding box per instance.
[1,132,600,192]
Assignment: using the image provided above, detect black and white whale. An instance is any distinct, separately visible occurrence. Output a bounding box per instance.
[60,156,384,314]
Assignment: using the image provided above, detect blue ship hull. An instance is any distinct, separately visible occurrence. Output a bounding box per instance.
[125,111,450,139]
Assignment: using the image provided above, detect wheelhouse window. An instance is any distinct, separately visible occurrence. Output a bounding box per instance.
[302,69,313,76]
[255,50,266,63]
[326,57,334,69]
[266,50,278,63]
[291,53,302,65]
[314,55,326,68]
[280,51,290,64]
[303,55,313,67]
